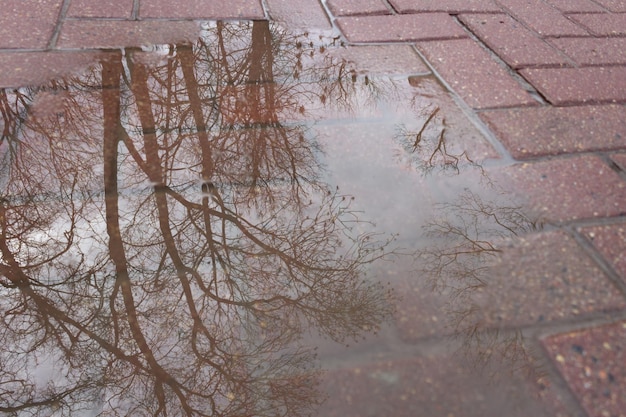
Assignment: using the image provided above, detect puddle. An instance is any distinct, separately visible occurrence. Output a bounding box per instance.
[0,20,615,416]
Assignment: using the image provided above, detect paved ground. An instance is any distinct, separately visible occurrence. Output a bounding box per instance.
[1,1,625,416]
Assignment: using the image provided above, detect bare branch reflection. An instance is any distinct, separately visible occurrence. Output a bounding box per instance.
[0,22,396,416]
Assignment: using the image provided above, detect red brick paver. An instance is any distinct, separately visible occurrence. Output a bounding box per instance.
[327,0,391,16]
[520,67,626,105]
[569,12,626,36]
[480,105,626,159]
[0,0,63,49]
[543,322,626,417]
[265,0,331,28]
[68,0,133,18]
[496,0,589,37]
[336,14,468,43]
[580,222,626,283]
[549,37,626,66]
[139,0,265,19]
[459,13,571,68]
[544,0,607,13]
[592,0,626,12]
[417,39,537,109]
[388,0,502,13]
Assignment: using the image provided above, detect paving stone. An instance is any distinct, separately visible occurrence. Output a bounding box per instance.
[139,0,265,19]
[328,44,430,74]
[265,0,331,29]
[327,0,391,16]
[0,0,62,49]
[57,20,201,49]
[580,222,626,283]
[549,37,626,65]
[67,0,133,18]
[0,51,102,88]
[336,14,468,43]
[542,321,626,417]
[520,67,626,105]
[497,0,589,37]
[318,351,569,417]
[460,13,571,69]
[569,12,626,36]
[544,0,607,13]
[592,0,626,12]
[502,154,626,222]
[480,105,626,159]
[470,230,626,325]
[612,153,626,171]
[416,39,537,109]
[388,0,502,13]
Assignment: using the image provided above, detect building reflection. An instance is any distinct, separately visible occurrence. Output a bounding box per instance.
[0,22,395,416]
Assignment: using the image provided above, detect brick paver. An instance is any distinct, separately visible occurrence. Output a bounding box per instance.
[459,13,571,68]
[67,0,134,18]
[592,0,626,12]
[139,0,265,19]
[265,0,331,28]
[336,14,468,43]
[580,222,626,283]
[548,37,626,66]
[480,105,626,158]
[544,0,607,13]
[520,67,626,105]
[417,39,537,108]
[388,0,502,13]
[496,0,589,37]
[326,0,391,16]
[0,0,63,49]
[543,322,626,417]
[569,12,626,36]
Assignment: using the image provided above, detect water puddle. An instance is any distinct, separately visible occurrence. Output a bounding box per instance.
[1,20,620,416]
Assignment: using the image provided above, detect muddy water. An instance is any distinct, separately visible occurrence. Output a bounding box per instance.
[0,21,615,416]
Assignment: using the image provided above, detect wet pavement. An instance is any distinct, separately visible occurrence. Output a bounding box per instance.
[1,1,626,416]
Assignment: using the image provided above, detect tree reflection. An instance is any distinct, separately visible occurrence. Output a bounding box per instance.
[0,21,395,416]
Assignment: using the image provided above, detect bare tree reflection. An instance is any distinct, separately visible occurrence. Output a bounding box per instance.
[0,22,395,416]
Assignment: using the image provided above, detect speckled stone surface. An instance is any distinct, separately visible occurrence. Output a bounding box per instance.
[520,67,626,105]
[480,105,626,159]
[139,0,265,19]
[265,0,331,28]
[591,0,626,11]
[542,321,626,417]
[67,0,133,18]
[336,14,468,43]
[459,13,570,69]
[544,0,606,12]
[580,223,626,284]
[416,39,538,109]
[326,0,391,16]
[453,230,626,327]
[496,0,589,36]
[388,0,502,12]
[569,13,626,36]
[317,351,570,417]
[502,155,626,222]
[0,0,63,49]
[548,37,626,66]
[57,20,201,49]
[328,44,430,75]
[611,153,626,171]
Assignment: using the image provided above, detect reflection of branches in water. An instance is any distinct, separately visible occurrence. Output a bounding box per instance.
[417,188,544,379]
[395,106,477,175]
[0,21,397,416]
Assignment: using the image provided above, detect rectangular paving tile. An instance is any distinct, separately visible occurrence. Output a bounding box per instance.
[265,0,331,29]
[139,0,265,19]
[416,38,537,109]
[0,0,63,49]
[0,51,102,88]
[570,12,626,36]
[336,14,467,43]
[612,153,626,172]
[592,0,626,11]
[502,155,626,222]
[542,322,626,417]
[327,0,391,16]
[57,20,201,49]
[480,105,626,159]
[497,0,589,36]
[544,0,606,12]
[318,352,568,417]
[328,44,430,75]
[549,37,626,65]
[388,0,502,13]
[520,67,626,105]
[68,0,133,18]
[580,222,626,283]
[460,13,571,68]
